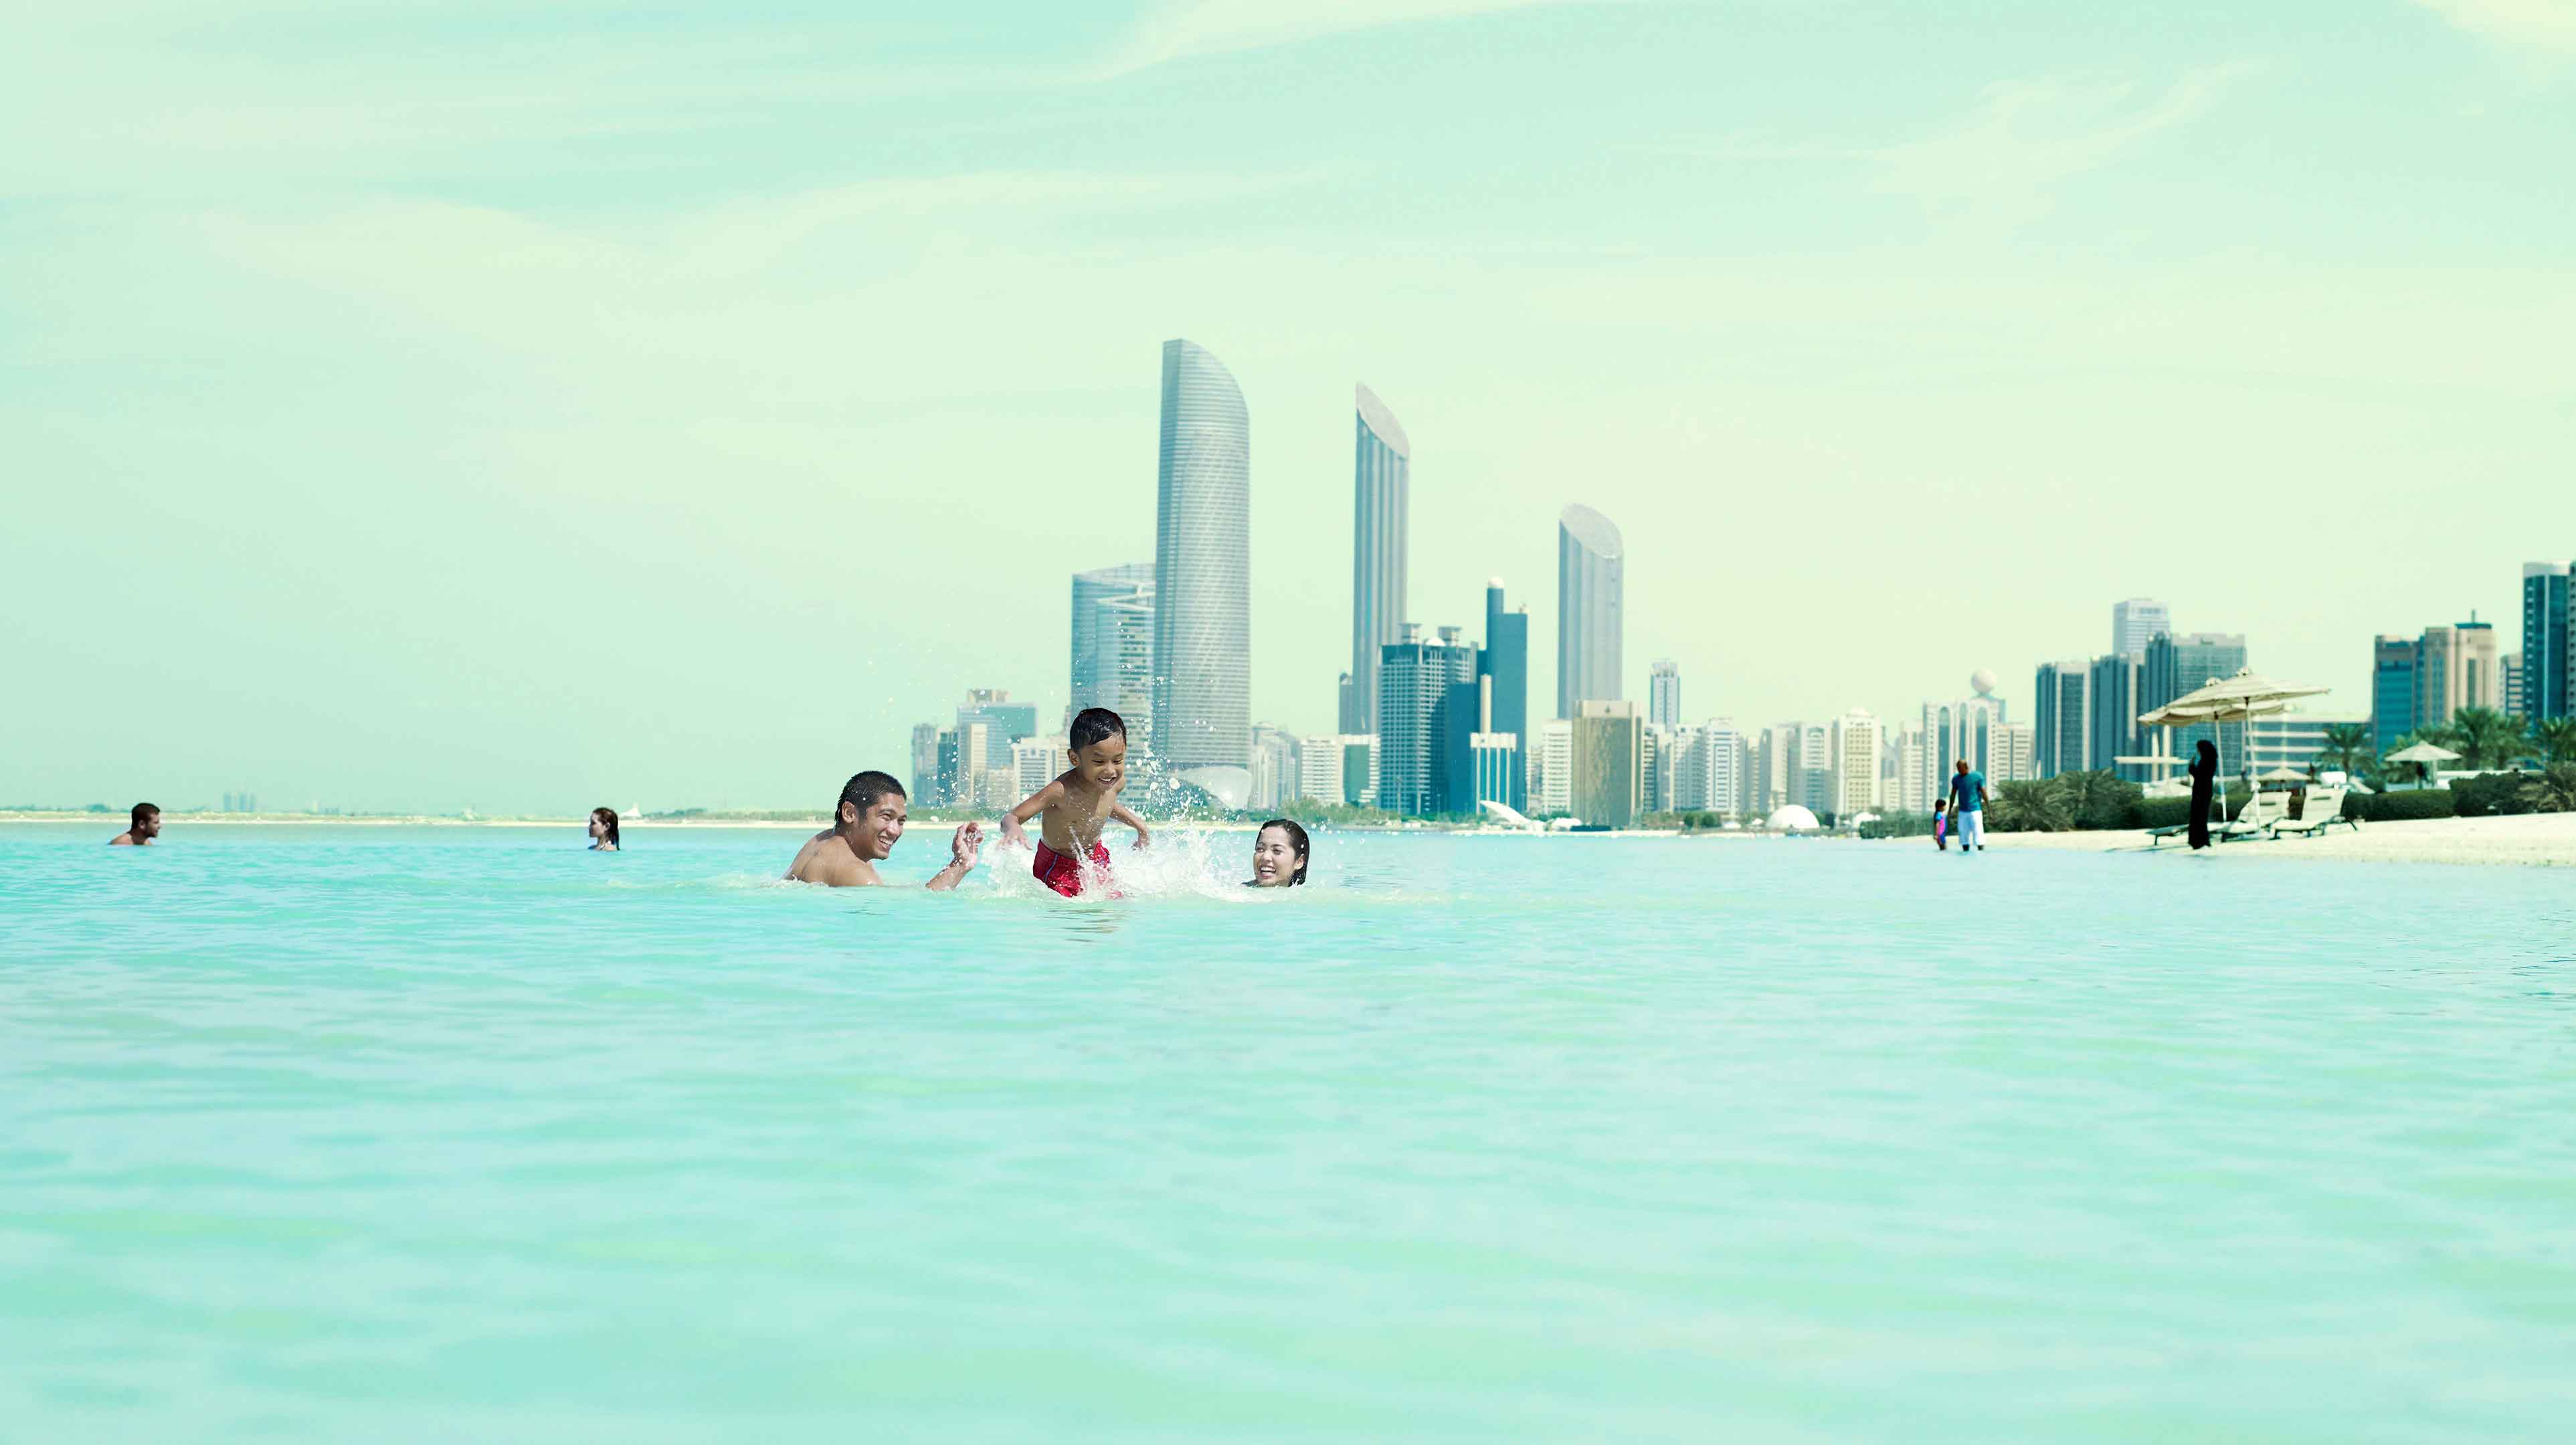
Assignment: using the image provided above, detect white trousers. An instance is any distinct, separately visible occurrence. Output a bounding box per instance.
[1955,810,1985,850]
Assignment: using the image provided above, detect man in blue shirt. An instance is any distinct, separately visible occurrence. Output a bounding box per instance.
[1948,759,1988,854]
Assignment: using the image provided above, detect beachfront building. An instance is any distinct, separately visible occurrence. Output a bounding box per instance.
[1895,724,1929,812]
[1829,708,1885,818]
[1343,385,1410,735]
[1152,339,1251,773]
[2112,597,2171,658]
[1671,719,1744,815]
[2523,561,2571,723]
[1556,504,1623,718]
[1378,626,1478,816]
[2375,619,2502,751]
[1797,722,1832,814]
[1572,700,1643,829]
[1295,734,1378,807]
[2244,714,2372,779]
[1481,581,1531,812]
[2033,659,2091,777]
[1750,722,1799,815]
[1649,660,1680,729]
[2144,632,2249,775]
[2504,652,2525,718]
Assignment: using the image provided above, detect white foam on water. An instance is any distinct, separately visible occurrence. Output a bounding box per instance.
[975,823,1269,902]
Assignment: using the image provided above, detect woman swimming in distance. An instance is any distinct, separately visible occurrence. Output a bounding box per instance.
[588,807,621,852]
[1246,818,1308,888]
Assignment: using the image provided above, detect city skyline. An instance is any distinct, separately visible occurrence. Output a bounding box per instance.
[7,2,2571,814]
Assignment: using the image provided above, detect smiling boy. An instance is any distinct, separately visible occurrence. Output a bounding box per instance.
[1000,708,1149,897]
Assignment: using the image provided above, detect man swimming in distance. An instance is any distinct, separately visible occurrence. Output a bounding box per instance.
[786,771,982,888]
[110,803,161,846]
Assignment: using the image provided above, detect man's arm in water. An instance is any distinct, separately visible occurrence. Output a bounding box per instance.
[926,823,983,891]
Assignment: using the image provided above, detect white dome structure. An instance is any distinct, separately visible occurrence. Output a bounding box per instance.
[1767,804,1821,832]
[1969,668,1998,695]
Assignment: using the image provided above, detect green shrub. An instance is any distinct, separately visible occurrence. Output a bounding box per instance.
[2344,789,2455,822]
[2446,772,2535,817]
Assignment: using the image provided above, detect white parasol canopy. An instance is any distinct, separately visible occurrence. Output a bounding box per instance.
[2383,741,2460,764]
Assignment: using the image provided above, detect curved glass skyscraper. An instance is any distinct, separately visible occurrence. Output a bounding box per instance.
[1556,504,1624,718]
[1343,383,1410,735]
[1152,339,1251,769]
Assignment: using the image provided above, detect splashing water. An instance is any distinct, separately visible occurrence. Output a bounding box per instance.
[977,822,1266,901]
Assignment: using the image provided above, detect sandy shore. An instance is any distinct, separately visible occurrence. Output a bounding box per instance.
[1914,810,2576,867]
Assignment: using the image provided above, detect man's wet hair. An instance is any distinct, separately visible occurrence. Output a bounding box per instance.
[837,771,905,819]
[1070,708,1127,753]
[131,803,159,828]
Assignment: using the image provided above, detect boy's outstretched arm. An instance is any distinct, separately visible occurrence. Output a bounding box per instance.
[1110,801,1150,849]
[1000,781,1061,850]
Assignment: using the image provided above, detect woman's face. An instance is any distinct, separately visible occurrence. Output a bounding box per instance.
[588,813,607,840]
[1250,826,1301,887]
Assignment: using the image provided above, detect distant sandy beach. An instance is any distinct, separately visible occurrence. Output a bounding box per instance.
[1890,811,2576,868]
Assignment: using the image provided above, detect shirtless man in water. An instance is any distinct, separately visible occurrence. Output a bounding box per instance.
[786,771,982,888]
[109,803,161,846]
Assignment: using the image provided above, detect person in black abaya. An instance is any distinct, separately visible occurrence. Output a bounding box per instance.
[2187,737,2219,850]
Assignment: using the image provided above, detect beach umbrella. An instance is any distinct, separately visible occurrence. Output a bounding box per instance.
[2256,766,2312,786]
[2138,669,2329,791]
[2383,739,2460,788]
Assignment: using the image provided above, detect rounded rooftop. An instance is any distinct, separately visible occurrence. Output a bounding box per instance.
[1970,668,1998,695]
[1559,504,1623,557]
[1767,804,1821,832]
[1354,383,1410,458]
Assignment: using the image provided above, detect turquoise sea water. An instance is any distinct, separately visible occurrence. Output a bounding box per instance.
[5,822,2573,1441]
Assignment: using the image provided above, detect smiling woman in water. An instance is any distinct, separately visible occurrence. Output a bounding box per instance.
[587,807,620,851]
[1246,818,1309,888]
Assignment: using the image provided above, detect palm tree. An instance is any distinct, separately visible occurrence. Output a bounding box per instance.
[2448,706,2531,770]
[1991,779,2074,833]
[2315,722,2373,778]
[2536,716,2576,766]
[2519,764,2576,813]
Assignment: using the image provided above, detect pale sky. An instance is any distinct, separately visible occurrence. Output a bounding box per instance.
[5,0,2571,813]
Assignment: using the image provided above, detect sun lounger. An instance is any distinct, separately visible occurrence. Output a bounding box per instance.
[2213,790,2293,843]
[2269,786,2355,839]
[2148,791,2272,846]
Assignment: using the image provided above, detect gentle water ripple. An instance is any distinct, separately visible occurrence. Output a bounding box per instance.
[5,823,2573,1441]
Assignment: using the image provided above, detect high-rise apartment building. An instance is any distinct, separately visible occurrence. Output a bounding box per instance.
[1572,700,1643,829]
[1481,581,1531,813]
[1013,735,1071,797]
[1556,504,1624,718]
[1648,659,1680,729]
[2503,652,2525,718]
[1152,339,1251,771]
[1249,724,1303,813]
[2088,653,2146,781]
[2143,632,2248,775]
[1915,672,2009,811]
[2033,660,2090,777]
[1344,385,1410,734]
[1753,722,1803,814]
[1895,724,1929,812]
[2372,634,2419,756]
[2416,618,2500,729]
[2245,714,2372,779]
[1671,719,1744,815]
[1829,708,1885,818]
[2521,562,2571,724]
[1996,722,2036,782]
[909,722,941,804]
[2112,597,2171,658]
[1071,563,1153,703]
[956,689,1038,771]
[1376,624,1479,816]
[1797,722,1832,813]
[1536,719,1574,815]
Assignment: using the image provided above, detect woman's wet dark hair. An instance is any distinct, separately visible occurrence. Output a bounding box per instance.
[1070,708,1127,753]
[1258,818,1309,886]
[592,807,620,848]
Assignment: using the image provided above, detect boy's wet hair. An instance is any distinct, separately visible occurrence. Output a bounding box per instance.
[1259,817,1311,886]
[838,771,905,817]
[1070,708,1127,753]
